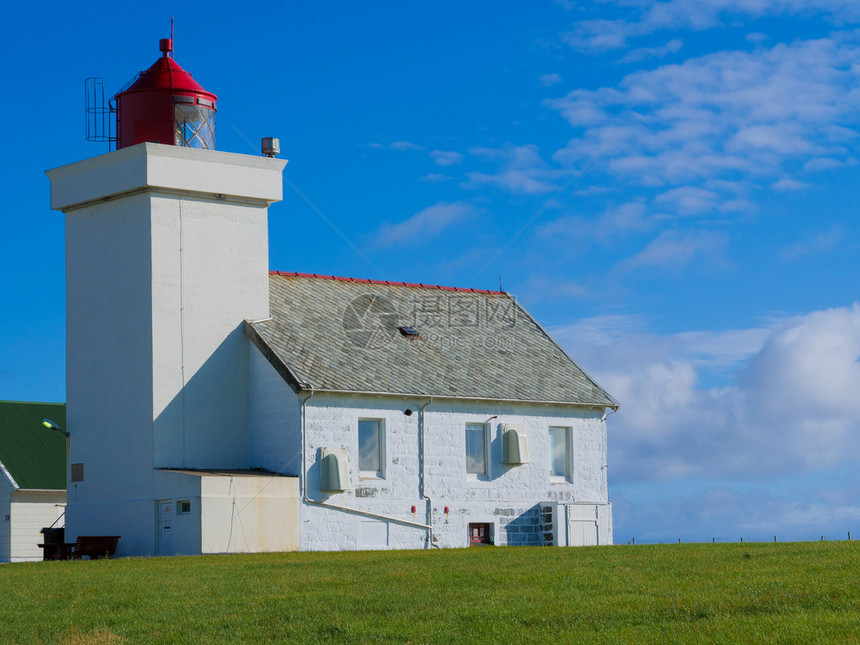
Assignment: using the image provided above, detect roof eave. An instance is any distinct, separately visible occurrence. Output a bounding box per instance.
[509,296,621,409]
[0,460,20,490]
[244,320,311,394]
[14,488,66,493]
[299,387,618,410]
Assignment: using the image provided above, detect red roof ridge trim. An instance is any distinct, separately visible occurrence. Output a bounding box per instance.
[269,270,505,295]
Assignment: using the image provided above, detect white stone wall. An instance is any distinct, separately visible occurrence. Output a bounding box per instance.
[248,348,302,476]
[293,393,611,551]
[9,490,66,562]
[154,470,205,555]
[150,193,270,469]
[199,474,299,554]
[152,470,299,555]
[64,191,159,549]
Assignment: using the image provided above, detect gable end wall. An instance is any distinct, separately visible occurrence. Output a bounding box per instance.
[299,394,611,550]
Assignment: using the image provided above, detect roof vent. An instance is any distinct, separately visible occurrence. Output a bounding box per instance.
[399,326,421,340]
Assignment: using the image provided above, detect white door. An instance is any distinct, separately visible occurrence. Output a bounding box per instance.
[159,500,174,556]
[566,505,599,546]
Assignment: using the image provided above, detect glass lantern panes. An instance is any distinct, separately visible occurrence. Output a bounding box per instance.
[174,103,216,149]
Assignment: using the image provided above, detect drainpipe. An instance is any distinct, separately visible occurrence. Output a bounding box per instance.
[601,408,615,501]
[300,390,432,533]
[418,397,438,548]
[300,390,314,502]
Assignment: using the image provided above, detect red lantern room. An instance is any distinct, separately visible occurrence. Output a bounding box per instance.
[115,39,217,150]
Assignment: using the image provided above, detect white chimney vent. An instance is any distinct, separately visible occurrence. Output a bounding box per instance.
[262,137,280,157]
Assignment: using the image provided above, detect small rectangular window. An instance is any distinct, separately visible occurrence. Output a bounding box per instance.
[359,419,384,478]
[466,423,488,475]
[177,500,191,515]
[71,463,84,483]
[549,427,570,479]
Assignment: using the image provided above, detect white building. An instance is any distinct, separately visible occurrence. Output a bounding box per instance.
[0,401,67,562]
[45,39,616,556]
[249,271,617,550]
[47,142,617,555]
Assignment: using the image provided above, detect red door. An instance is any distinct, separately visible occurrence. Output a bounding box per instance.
[469,523,491,545]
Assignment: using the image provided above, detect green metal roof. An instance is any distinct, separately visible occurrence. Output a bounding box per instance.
[0,401,66,490]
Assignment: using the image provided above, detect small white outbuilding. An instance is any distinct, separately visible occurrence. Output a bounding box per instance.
[0,401,67,562]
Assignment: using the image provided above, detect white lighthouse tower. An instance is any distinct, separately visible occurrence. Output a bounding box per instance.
[46,40,295,556]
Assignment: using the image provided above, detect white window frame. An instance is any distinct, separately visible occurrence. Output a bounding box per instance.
[548,426,572,482]
[465,422,490,480]
[358,418,385,480]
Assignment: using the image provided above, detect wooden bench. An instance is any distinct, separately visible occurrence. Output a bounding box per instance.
[65,535,121,560]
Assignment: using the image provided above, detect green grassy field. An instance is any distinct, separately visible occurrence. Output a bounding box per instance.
[1,541,858,644]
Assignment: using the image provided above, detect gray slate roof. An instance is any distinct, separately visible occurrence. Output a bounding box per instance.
[246,273,617,408]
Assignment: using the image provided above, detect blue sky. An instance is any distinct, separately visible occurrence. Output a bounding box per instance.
[3,1,860,543]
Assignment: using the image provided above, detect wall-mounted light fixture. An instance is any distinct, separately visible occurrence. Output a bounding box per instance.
[42,419,69,438]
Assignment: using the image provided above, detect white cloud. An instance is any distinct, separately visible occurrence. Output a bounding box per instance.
[465,171,558,194]
[470,144,547,166]
[618,39,683,64]
[420,173,452,183]
[728,124,815,156]
[617,229,728,271]
[464,144,560,194]
[389,141,423,151]
[512,274,591,301]
[555,304,860,485]
[563,18,637,53]
[772,178,812,191]
[781,226,843,260]
[430,150,464,166]
[552,314,651,346]
[537,201,653,245]
[674,328,772,371]
[539,73,562,86]
[564,0,860,53]
[547,34,860,207]
[374,201,474,246]
[803,157,845,172]
[369,140,423,151]
[655,186,719,215]
[612,484,860,542]
[555,318,769,376]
